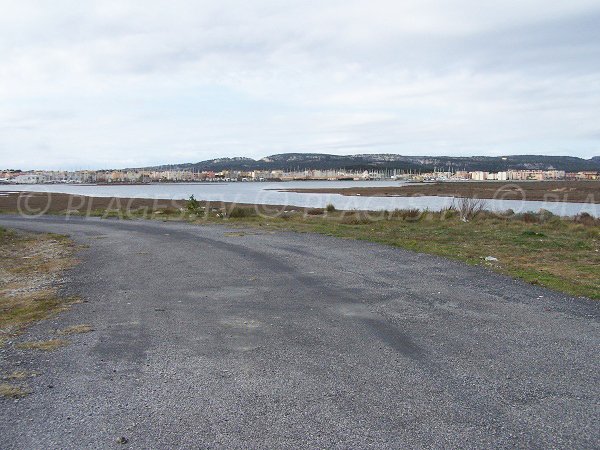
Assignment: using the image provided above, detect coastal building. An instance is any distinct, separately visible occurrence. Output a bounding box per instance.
[471,171,488,181]
[14,173,47,184]
[0,166,589,184]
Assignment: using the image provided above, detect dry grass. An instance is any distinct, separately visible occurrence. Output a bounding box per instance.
[57,324,94,335]
[0,228,77,340]
[0,383,29,398]
[16,338,69,351]
[3,370,31,381]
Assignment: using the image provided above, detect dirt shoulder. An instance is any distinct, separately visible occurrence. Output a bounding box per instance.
[276,180,600,203]
[0,227,80,397]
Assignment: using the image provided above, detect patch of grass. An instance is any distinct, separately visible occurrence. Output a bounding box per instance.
[3,370,31,381]
[224,231,252,237]
[203,209,598,299]
[1,293,68,332]
[16,339,69,351]
[388,208,422,221]
[0,383,29,398]
[5,203,598,299]
[227,207,257,218]
[522,230,546,237]
[0,226,11,239]
[57,324,94,335]
[0,230,78,339]
[339,213,376,225]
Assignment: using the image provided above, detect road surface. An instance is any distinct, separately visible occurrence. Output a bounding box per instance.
[0,215,598,448]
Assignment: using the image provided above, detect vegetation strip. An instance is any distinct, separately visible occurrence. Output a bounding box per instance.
[184,201,599,299]
[0,227,78,341]
[0,227,80,397]
[1,193,598,299]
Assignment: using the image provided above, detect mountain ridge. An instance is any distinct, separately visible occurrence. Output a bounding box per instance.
[136,153,600,173]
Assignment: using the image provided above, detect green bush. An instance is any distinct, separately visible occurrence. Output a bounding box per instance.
[325,203,336,213]
[186,195,201,213]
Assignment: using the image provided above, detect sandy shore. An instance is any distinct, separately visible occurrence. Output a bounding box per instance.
[276,181,600,204]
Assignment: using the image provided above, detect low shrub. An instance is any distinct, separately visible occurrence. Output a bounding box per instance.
[515,212,539,223]
[389,208,422,221]
[159,207,181,215]
[227,207,257,218]
[538,209,555,222]
[325,203,336,213]
[440,208,459,220]
[452,197,486,221]
[574,212,598,226]
[340,213,374,225]
[306,208,324,215]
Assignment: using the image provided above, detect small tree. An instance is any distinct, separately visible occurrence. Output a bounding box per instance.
[186,195,201,213]
[325,203,336,213]
[452,197,486,221]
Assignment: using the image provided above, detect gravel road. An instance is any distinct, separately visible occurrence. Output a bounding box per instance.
[0,215,598,449]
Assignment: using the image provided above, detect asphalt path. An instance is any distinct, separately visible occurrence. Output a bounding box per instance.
[0,215,598,448]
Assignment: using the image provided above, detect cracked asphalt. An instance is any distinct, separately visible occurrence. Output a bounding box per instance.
[0,215,598,448]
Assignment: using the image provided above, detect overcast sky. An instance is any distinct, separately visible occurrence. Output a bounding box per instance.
[1,0,599,170]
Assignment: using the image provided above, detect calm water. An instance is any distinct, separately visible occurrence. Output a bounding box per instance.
[1,181,598,216]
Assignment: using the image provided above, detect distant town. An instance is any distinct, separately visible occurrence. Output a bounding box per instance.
[1,167,598,184]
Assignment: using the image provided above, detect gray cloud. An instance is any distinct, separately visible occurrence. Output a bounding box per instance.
[0,0,599,169]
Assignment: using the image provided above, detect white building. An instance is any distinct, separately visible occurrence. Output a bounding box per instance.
[471,171,488,181]
[14,174,46,184]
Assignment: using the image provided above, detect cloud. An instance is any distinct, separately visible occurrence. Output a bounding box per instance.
[0,0,599,169]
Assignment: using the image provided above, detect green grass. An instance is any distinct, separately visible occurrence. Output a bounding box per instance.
[227,206,257,218]
[193,208,600,299]
[3,206,599,299]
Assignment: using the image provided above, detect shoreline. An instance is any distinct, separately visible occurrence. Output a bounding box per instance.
[275,180,600,204]
[0,191,305,215]
[0,187,598,217]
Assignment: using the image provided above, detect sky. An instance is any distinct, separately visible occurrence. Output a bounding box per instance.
[1,0,599,170]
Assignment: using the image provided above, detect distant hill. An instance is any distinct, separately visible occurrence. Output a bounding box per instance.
[137,153,600,173]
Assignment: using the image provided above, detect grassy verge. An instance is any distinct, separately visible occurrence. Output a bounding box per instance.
[0,227,78,344]
[184,206,599,299]
[0,227,84,398]
[99,202,598,298]
[4,200,600,299]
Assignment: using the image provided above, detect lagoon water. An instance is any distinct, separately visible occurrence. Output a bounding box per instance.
[1,181,598,216]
